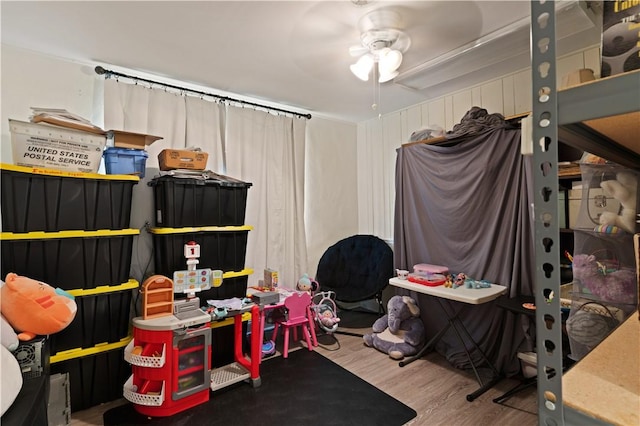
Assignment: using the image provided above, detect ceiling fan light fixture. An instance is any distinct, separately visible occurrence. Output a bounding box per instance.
[378,48,402,74]
[350,54,374,81]
[378,70,398,83]
[348,9,410,84]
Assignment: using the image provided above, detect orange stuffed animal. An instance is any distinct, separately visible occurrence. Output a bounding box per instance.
[0,273,77,341]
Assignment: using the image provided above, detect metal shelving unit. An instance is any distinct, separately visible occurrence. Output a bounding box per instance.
[557,70,640,124]
[531,2,640,425]
[557,70,640,170]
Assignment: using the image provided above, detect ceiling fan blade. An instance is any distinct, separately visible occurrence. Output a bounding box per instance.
[349,45,369,57]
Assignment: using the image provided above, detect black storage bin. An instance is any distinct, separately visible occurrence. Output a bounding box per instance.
[49,280,138,356]
[175,272,250,302]
[50,340,131,413]
[0,163,138,232]
[0,229,138,290]
[149,174,251,227]
[151,226,251,276]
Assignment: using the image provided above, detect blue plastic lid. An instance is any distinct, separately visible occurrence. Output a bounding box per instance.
[104,147,148,157]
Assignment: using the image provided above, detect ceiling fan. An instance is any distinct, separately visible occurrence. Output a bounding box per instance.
[348,8,411,83]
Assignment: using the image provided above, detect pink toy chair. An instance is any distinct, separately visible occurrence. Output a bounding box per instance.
[272,291,314,358]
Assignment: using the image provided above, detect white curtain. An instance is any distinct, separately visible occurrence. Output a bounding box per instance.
[104,78,308,288]
[104,79,187,162]
[104,79,224,282]
[226,107,308,287]
[104,79,226,168]
[185,96,225,172]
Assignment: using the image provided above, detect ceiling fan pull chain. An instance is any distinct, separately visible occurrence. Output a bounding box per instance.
[372,64,379,111]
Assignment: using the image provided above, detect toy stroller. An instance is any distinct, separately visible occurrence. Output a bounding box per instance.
[312,290,340,334]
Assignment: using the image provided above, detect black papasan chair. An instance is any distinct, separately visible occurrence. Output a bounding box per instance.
[315,235,394,337]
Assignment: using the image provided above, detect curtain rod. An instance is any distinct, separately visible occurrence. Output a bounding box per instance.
[94,66,312,120]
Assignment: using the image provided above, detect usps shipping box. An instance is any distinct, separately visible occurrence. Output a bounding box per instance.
[9,120,106,173]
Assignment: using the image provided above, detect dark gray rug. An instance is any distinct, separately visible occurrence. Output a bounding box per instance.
[104,349,416,426]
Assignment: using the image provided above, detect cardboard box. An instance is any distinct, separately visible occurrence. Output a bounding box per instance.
[9,119,106,174]
[601,1,640,78]
[560,68,595,89]
[107,129,162,149]
[158,149,208,171]
[264,268,278,290]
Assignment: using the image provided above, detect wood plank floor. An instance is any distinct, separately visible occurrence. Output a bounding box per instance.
[70,327,538,426]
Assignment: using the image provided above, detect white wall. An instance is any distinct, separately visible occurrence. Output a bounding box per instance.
[306,118,359,276]
[0,45,360,278]
[1,45,104,164]
[357,45,602,242]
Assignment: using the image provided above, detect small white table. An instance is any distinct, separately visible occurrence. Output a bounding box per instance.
[389,277,508,401]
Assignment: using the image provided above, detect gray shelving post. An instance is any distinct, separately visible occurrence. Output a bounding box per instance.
[532,1,640,425]
[531,1,564,425]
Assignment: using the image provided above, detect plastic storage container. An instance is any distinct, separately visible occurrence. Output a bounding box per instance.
[49,280,139,355]
[0,229,139,290]
[517,351,537,379]
[574,162,639,234]
[103,147,149,178]
[566,229,636,361]
[0,163,139,232]
[565,299,623,361]
[571,229,637,307]
[50,339,131,413]
[150,225,251,276]
[149,174,252,227]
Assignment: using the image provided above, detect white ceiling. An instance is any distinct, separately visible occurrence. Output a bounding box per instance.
[1,1,602,122]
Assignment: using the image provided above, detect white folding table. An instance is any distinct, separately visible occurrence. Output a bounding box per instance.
[389,277,508,401]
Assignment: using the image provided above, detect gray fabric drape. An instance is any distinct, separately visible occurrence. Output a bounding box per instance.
[394,124,535,376]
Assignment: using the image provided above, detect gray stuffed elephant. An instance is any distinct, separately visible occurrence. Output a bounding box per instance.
[363,295,425,360]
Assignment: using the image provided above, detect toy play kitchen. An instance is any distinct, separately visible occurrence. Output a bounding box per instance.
[122,243,261,417]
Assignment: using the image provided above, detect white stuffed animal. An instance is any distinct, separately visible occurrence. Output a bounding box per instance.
[0,283,22,416]
[1,314,18,352]
[599,171,638,234]
[1,345,22,415]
